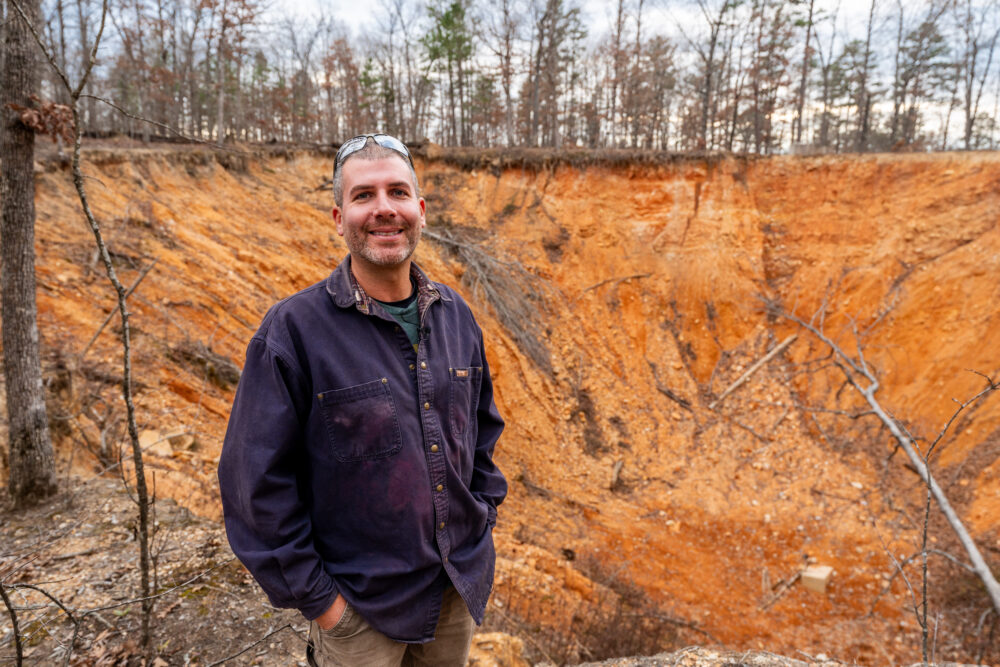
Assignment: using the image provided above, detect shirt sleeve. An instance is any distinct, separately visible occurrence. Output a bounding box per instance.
[217,336,339,620]
[469,331,507,527]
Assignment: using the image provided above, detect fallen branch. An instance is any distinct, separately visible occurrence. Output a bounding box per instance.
[423,228,557,372]
[610,460,624,490]
[709,334,797,410]
[759,570,803,611]
[645,359,692,411]
[205,623,297,667]
[865,549,974,618]
[769,302,1000,618]
[582,273,651,293]
[621,610,720,643]
[79,258,158,359]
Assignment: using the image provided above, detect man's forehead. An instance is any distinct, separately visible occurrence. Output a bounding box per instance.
[342,156,415,190]
[341,153,412,178]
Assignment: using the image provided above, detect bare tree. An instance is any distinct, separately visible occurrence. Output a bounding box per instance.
[956,0,1000,149]
[857,0,877,150]
[608,0,627,145]
[889,0,950,147]
[677,0,737,150]
[483,0,522,146]
[792,0,817,144]
[812,5,840,148]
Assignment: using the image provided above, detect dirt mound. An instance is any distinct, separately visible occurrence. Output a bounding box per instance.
[8,144,999,663]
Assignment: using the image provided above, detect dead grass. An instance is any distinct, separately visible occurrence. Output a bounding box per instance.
[423,226,558,374]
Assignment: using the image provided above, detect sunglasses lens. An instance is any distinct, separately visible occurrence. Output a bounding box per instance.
[335,135,368,165]
[372,134,410,160]
[334,134,412,178]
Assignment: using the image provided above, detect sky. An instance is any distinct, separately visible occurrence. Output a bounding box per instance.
[270,0,881,47]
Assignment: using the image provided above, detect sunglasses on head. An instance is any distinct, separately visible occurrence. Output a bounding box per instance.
[334,134,413,175]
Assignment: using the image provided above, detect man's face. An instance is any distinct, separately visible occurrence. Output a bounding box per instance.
[332,155,426,272]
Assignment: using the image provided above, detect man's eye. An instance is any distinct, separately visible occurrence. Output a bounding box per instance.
[392,189,409,197]
[354,192,371,200]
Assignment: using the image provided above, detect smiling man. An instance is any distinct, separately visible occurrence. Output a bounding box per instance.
[218,134,507,666]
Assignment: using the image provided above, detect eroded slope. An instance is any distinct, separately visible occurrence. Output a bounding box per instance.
[19,146,1000,663]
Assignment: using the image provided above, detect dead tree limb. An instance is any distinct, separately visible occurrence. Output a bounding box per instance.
[79,257,158,358]
[204,623,297,667]
[645,358,692,411]
[0,582,23,666]
[581,273,651,293]
[709,334,797,410]
[769,303,1000,618]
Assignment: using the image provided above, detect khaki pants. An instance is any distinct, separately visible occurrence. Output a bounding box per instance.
[306,587,475,667]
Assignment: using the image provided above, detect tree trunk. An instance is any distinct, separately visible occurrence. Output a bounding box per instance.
[857,0,877,150]
[216,0,228,147]
[1,0,58,507]
[76,0,96,133]
[609,0,625,146]
[794,0,815,144]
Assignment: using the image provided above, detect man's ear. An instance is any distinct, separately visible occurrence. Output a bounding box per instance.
[419,197,426,228]
[332,205,344,236]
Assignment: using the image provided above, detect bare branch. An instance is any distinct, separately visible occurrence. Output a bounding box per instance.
[204,623,298,667]
[5,583,78,625]
[771,297,1000,617]
[79,258,158,359]
[0,583,23,665]
[80,95,251,154]
[72,0,108,99]
[581,273,651,293]
[709,334,797,409]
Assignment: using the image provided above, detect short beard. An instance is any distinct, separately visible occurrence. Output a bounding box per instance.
[346,225,421,268]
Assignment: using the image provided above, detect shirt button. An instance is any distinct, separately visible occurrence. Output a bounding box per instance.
[443,556,448,563]
[381,377,388,384]
[409,364,415,371]
[430,444,439,453]
[420,362,427,369]
[424,402,430,410]
[436,484,443,492]
[439,521,445,529]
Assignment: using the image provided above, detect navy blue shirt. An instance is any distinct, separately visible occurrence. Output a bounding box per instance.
[218,256,506,642]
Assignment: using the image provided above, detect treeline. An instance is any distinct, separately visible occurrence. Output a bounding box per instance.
[16,0,1000,152]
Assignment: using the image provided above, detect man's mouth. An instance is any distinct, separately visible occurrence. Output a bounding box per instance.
[370,229,403,237]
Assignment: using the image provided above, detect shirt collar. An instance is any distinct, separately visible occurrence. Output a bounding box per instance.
[325,255,447,315]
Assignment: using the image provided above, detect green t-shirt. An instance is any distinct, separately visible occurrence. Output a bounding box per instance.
[375,289,420,350]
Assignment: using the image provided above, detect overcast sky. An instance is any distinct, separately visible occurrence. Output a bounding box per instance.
[270,0,880,48]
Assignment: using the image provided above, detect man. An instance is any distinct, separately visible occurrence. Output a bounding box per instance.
[218,134,507,666]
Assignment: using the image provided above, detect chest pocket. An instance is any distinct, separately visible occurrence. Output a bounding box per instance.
[449,366,483,439]
[318,378,402,462]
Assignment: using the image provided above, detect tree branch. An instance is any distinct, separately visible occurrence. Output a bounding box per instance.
[767,299,1000,618]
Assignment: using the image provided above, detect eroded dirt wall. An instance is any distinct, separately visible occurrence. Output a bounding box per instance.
[18,146,1000,663]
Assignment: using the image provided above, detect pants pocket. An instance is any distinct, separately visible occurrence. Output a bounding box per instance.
[319,603,362,639]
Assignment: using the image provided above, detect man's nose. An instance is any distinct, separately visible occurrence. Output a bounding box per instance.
[372,190,396,217]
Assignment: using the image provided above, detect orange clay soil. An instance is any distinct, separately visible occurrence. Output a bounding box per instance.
[15,144,1000,663]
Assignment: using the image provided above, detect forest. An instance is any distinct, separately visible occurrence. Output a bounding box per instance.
[9,0,1000,153]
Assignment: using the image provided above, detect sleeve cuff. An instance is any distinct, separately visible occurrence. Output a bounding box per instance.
[299,580,340,621]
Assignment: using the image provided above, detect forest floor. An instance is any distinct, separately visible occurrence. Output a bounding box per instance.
[0,475,311,665]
